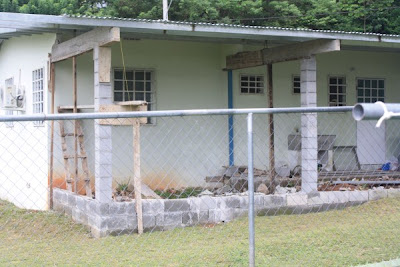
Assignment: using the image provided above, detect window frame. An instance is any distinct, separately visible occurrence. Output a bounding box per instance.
[292,75,301,94]
[112,68,156,124]
[239,74,265,95]
[356,77,385,104]
[328,75,347,107]
[32,67,45,126]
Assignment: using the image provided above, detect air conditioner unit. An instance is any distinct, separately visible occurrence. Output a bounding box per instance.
[4,85,17,108]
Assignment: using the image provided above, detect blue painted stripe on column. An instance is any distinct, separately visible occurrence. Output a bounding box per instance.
[228,70,234,166]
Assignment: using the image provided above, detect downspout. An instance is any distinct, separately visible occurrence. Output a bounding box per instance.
[228,70,234,166]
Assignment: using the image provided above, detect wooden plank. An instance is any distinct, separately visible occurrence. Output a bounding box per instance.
[63,155,87,159]
[73,56,78,194]
[76,121,92,198]
[51,27,120,63]
[133,119,143,234]
[58,105,94,111]
[225,39,340,70]
[267,64,276,193]
[59,121,72,191]
[98,47,111,83]
[141,183,161,199]
[49,61,55,209]
[99,103,148,125]
[226,50,263,70]
[263,39,340,64]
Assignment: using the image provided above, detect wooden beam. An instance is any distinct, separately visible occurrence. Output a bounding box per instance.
[133,119,143,235]
[73,56,78,194]
[226,50,263,70]
[51,27,120,63]
[267,64,276,194]
[49,61,55,209]
[225,39,340,70]
[263,39,340,64]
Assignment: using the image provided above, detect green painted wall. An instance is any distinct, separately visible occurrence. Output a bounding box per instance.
[52,39,400,187]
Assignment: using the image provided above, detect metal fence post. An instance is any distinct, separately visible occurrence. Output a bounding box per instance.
[247,112,255,267]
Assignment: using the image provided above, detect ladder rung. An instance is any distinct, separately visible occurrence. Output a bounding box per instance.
[64,155,87,159]
[62,133,84,137]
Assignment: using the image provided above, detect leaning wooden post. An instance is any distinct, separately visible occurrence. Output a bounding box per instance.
[267,64,276,193]
[73,56,79,194]
[133,118,143,234]
[49,60,55,209]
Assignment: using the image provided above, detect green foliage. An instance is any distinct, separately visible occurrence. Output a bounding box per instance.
[154,187,203,199]
[3,0,400,34]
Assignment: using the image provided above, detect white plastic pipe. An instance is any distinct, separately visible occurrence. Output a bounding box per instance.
[353,102,400,121]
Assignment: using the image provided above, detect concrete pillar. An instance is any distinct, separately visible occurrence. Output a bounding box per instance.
[94,46,113,203]
[300,56,318,193]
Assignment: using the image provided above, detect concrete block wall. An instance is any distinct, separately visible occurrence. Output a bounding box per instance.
[53,187,400,238]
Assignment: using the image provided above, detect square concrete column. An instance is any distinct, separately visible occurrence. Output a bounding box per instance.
[300,56,318,193]
[94,46,113,203]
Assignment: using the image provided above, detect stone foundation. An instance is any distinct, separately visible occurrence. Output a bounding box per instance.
[53,188,400,238]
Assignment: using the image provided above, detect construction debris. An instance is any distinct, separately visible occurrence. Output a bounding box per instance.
[256,183,269,194]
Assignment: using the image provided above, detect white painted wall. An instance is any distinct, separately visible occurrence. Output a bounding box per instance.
[0,33,55,210]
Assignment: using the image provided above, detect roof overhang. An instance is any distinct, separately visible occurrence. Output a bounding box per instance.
[1,12,400,50]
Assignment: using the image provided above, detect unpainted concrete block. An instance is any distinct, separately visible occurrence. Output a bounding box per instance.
[64,205,73,217]
[264,195,286,207]
[87,200,109,216]
[53,189,61,202]
[127,215,138,230]
[239,196,249,209]
[182,212,199,225]
[287,193,308,206]
[219,209,235,222]
[72,209,88,224]
[88,215,107,229]
[308,191,349,205]
[348,191,369,202]
[67,193,77,207]
[142,199,164,215]
[105,216,128,230]
[388,188,400,198]
[55,189,68,204]
[225,196,240,208]
[188,198,201,212]
[254,195,264,207]
[76,197,87,213]
[142,214,156,228]
[199,196,218,211]
[164,199,190,212]
[53,202,65,213]
[126,202,136,214]
[198,211,209,224]
[369,189,388,201]
[109,202,127,215]
[164,212,183,226]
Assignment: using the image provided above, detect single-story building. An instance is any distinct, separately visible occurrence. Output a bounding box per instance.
[0,12,400,210]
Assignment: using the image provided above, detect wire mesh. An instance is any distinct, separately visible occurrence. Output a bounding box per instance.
[1,108,400,266]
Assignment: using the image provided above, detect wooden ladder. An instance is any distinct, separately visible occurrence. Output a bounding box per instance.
[59,120,92,197]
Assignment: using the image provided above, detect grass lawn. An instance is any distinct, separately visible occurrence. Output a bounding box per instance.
[1,198,400,266]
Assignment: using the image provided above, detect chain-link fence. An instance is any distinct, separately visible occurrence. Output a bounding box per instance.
[1,106,400,266]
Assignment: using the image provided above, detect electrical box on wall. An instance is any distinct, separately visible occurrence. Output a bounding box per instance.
[4,85,17,108]
[1,85,26,111]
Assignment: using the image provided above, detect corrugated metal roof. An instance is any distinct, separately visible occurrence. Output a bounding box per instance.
[1,12,400,46]
[65,14,400,38]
